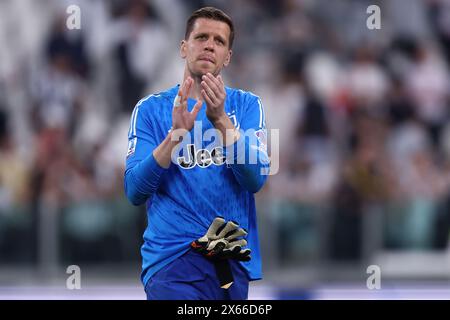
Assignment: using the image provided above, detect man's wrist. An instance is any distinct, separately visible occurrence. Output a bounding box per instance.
[210,112,229,128]
[210,114,240,146]
[167,128,187,146]
[223,128,240,147]
[153,130,182,169]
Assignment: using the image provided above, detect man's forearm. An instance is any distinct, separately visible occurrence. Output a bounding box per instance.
[125,128,187,206]
[153,131,181,168]
[214,114,270,193]
[223,135,270,193]
[212,114,240,146]
[124,131,179,205]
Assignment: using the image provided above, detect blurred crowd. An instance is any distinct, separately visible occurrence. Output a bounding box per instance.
[1,0,450,266]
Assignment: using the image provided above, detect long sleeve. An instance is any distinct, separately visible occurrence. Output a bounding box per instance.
[124,153,166,205]
[124,99,167,206]
[223,95,270,193]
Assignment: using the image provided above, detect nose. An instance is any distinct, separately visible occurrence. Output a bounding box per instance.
[204,38,214,52]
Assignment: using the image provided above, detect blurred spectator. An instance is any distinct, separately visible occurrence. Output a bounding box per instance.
[346,44,390,113]
[0,110,30,213]
[329,111,393,260]
[110,0,171,112]
[30,17,86,138]
[263,61,305,178]
[386,77,415,126]
[46,15,90,79]
[386,108,450,248]
[427,0,450,63]
[404,41,450,146]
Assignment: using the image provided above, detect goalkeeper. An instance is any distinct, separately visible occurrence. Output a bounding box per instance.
[124,7,269,300]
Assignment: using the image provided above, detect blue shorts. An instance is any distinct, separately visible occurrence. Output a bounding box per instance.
[145,249,249,300]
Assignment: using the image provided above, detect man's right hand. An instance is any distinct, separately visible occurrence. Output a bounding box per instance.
[172,76,203,132]
[153,77,202,168]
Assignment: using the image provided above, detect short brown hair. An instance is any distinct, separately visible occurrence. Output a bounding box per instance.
[185,7,235,49]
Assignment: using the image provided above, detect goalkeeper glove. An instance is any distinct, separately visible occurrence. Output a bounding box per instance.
[191,217,251,261]
[190,217,237,258]
[220,227,251,261]
[190,217,251,289]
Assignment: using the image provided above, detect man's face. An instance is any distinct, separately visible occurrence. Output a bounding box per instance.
[181,18,232,77]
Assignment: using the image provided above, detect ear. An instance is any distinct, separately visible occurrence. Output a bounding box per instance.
[180,40,187,59]
[223,49,232,67]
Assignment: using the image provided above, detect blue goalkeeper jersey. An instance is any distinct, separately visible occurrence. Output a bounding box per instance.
[124,84,270,288]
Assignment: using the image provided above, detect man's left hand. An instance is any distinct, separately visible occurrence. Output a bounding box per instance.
[201,73,227,123]
[201,73,240,145]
